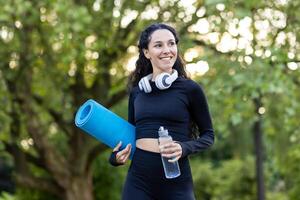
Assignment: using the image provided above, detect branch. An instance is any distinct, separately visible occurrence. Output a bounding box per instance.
[32,95,71,136]
[73,0,85,5]
[71,67,88,108]
[91,56,114,101]
[106,88,128,108]
[22,101,70,180]
[117,17,139,44]
[270,60,300,86]
[12,18,71,187]
[85,143,107,173]
[268,11,289,47]
[15,73,71,188]
[2,141,28,175]
[35,23,56,71]
[4,142,47,170]
[3,135,61,197]
[115,0,151,37]
[192,39,234,57]
[15,174,62,198]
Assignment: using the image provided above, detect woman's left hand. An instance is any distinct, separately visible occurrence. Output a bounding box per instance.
[159,142,182,162]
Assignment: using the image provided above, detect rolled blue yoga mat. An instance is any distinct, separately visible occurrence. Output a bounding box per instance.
[75,99,136,159]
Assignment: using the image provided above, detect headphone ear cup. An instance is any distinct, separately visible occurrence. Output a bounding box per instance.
[155,73,171,90]
[138,75,152,93]
[138,79,144,91]
[155,70,178,90]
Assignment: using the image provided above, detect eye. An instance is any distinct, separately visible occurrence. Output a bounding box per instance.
[169,41,176,46]
[154,44,162,47]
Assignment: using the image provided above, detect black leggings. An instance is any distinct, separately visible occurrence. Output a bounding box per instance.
[122,148,195,200]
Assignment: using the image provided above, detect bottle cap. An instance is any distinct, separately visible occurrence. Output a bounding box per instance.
[158,126,168,137]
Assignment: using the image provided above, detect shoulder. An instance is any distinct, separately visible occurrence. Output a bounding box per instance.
[176,78,209,105]
[129,86,140,99]
[176,77,204,94]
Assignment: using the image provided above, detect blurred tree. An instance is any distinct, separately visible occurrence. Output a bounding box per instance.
[0,157,14,193]
[0,0,299,200]
[185,0,300,199]
[191,157,256,200]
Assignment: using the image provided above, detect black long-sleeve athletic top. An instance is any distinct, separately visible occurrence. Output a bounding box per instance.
[109,76,214,166]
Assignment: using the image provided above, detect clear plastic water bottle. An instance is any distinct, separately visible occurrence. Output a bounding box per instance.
[158,126,181,179]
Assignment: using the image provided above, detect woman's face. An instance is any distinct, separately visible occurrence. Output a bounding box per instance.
[143,29,178,75]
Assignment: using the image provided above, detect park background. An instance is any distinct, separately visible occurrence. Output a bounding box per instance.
[0,0,299,199]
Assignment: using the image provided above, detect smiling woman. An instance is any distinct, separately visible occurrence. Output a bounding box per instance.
[108,23,215,200]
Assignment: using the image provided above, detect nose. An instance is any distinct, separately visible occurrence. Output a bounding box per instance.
[162,44,171,54]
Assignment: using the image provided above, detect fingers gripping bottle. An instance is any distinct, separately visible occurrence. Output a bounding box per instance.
[158,126,181,179]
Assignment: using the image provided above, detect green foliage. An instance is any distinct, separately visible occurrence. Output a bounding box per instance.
[0,192,15,200]
[14,188,57,200]
[192,157,256,200]
[283,145,300,199]
[0,189,57,200]
[92,150,129,200]
[0,0,299,199]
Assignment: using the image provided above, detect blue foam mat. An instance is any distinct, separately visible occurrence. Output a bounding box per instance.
[75,99,136,159]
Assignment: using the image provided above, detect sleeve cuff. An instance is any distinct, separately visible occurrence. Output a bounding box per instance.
[176,141,189,158]
[108,151,123,167]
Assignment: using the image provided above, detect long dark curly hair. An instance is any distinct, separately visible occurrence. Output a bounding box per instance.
[128,23,199,139]
[128,23,188,90]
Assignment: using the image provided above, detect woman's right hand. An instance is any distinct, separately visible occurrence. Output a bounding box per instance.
[113,141,132,165]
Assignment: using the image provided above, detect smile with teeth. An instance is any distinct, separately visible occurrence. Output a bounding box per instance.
[160,56,172,60]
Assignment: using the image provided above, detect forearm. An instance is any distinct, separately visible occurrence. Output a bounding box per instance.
[177,130,214,157]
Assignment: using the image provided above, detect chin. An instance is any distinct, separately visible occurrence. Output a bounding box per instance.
[167,64,175,70]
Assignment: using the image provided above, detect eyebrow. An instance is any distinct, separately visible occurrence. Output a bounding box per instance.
[153,39,175,44]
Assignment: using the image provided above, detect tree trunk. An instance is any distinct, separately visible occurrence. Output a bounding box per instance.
[64,173,94,200]
[253,97,265,200]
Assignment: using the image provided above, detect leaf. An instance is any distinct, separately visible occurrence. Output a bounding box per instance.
[0,192,15,200]
[235,8,252,18]
[231,114,242,125]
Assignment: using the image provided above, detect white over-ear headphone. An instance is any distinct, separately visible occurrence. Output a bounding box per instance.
[138,69,178,93]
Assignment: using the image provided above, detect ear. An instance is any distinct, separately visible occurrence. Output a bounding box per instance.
[143,49,150,59]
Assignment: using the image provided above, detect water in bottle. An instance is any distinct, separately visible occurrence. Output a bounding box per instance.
[158,126,181,179]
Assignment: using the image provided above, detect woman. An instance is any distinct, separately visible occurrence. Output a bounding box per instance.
[109,23,215,200]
